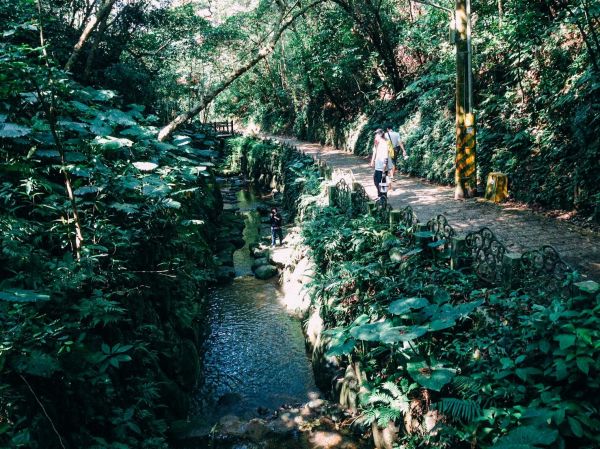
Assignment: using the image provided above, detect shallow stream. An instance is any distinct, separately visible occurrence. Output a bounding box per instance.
[190,187,318,433]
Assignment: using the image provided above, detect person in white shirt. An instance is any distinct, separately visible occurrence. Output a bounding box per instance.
[370,129,393,197]
[385,125,407,180]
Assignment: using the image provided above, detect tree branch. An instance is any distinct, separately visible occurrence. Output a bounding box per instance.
[157,0,326,141]
[65,0,118,72]
[411,0,452,13]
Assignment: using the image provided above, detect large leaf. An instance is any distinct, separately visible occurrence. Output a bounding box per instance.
[64,151,88,162]
[78,87,117,102]
[326,336,356,357]
[74,185,103,196]
[34,150,61,159]
[428,316,457,331]
[103,109,137,126]
[0,289,50,303]
[379,325,428,344]
[92,135,134,150]
[406,360,456,391]
[173,135,192,146]
[58,120,89,134]
[140,175,171,197]
[0,123,32,138]
[89,119,113,136]
[109,202,139,214]
[133,161,159,172]
[388,297,429,315]
[120,125,155,139]
[349,321,393,342]
[491,425,558,449]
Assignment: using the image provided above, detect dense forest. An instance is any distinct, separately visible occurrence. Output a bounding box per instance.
[215,0,600,215]
[0,0,599,448]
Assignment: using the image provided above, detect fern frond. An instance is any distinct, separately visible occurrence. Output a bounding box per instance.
[432,397,481,423]
[452,375,482,396]
[366,392,393,405]
[360,408,378,426]
[382,380,403,398]
[376,407,402,427]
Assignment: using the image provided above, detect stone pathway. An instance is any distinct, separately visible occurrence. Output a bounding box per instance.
[268,135,600,281]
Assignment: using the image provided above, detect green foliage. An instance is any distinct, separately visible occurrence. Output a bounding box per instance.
[0,7,226,447]
[221,0,600,218]
[251,139,600,449]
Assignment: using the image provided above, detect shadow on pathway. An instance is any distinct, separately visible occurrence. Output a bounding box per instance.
[267,135,600,281]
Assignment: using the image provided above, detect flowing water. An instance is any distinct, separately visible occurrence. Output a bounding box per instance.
[191,187,318,432]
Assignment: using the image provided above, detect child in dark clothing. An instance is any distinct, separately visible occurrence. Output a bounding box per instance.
[270,208,283,246]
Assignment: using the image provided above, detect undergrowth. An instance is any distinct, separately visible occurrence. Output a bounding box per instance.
[237,136,600,449]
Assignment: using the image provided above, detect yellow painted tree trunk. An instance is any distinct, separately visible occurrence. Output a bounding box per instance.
[454,0,477,199]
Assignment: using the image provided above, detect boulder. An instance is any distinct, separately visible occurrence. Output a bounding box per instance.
[255,265,278,280]
[251,257,269,271]
[243,418,269,442]
[251,247,268,259]
[218,415,244,437]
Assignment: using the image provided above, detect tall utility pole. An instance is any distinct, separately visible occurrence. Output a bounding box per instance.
[454,0,476,199]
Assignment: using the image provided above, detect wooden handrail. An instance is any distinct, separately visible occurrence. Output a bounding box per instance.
[208,120,234,135]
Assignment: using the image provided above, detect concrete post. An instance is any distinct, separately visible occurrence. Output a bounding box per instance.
[327,185,336,207]
[389,210,402,231]
[502,252,522,290]
[450,235,469,269]
[368,202,376,215]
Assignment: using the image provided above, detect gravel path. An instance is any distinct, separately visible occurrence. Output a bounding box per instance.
[268,135,600,281]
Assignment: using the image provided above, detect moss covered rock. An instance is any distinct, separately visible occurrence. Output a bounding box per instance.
[255,264,278,280]
[251,257,269,271]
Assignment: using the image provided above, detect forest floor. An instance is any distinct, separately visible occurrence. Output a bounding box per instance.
[266,135,600,281]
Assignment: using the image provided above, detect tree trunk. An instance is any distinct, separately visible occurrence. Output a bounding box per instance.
[157,0,326,142]
[454,0,477,199]
[65,0,117,72]
[83,11,110,80]
[498,0,503,28]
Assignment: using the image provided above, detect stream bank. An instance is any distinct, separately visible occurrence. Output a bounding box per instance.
[175,177,369,449]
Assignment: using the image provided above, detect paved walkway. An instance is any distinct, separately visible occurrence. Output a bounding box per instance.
[269,135,600,281]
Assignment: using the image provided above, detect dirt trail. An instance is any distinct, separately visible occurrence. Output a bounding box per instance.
[268,135,600,281]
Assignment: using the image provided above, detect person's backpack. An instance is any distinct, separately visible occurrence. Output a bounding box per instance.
[386,136,395,160]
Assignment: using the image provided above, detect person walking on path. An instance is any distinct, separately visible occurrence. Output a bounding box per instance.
[370,129,393,198]
[270,207,284,246]
[385,125,407,180]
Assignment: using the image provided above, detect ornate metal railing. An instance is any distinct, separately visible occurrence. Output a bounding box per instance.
[465,227,508,284]
[373,199,392,223]
[352,184,369,216]
[521,245,572,291]
[334,178,352,215]
[398,206,418,229]
[281,142,585,293]
[426,214,455,253]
